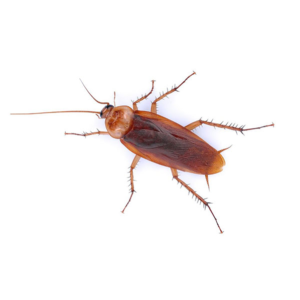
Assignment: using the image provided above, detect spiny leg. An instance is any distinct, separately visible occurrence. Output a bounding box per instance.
[65,130,109,137]
[133,80,155,111]
[121,155,141,213]
[185,118,274,134]
[151,71,196,114]
[171,168,223,234]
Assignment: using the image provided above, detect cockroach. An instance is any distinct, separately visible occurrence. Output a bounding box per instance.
[11,72,274,233]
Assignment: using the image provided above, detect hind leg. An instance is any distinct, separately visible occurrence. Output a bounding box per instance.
[171,168,223,233]
[185,119,274,134]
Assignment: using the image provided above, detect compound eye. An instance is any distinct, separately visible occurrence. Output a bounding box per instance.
[100,105,114,118]
[100,108,105,118]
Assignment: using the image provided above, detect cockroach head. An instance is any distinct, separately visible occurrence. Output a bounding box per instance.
[100,104,114,118]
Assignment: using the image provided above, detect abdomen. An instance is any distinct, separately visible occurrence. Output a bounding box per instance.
[121,111,225,175]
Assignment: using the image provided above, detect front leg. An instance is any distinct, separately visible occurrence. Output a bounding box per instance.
[65,130,109,137]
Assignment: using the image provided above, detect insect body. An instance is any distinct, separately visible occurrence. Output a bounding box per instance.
[12,72,274,233]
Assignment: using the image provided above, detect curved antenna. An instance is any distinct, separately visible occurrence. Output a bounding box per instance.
[79,79,110,106]
[11,110,100,115]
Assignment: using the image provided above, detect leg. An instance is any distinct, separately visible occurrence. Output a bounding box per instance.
[171,168,223,234]
[65,130,109,137]
[132,80,155,111]
[185,118,274,134]
[151,71,196,114]
[121,155,141,213]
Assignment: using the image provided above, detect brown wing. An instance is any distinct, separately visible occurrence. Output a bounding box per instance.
[121,111,225,175]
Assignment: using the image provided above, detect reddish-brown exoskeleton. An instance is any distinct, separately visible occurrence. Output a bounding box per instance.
[11,72,274,233]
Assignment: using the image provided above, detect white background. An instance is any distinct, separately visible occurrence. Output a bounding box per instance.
[1,1,299,299]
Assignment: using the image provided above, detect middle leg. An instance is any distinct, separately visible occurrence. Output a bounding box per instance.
[151,71,196,114]
[132,81,155,111]
[121,155,141,213]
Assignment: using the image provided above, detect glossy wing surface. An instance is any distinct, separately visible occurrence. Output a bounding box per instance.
[121,111,225,175]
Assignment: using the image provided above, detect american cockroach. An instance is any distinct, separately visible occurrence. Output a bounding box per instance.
[11,72,274,233]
